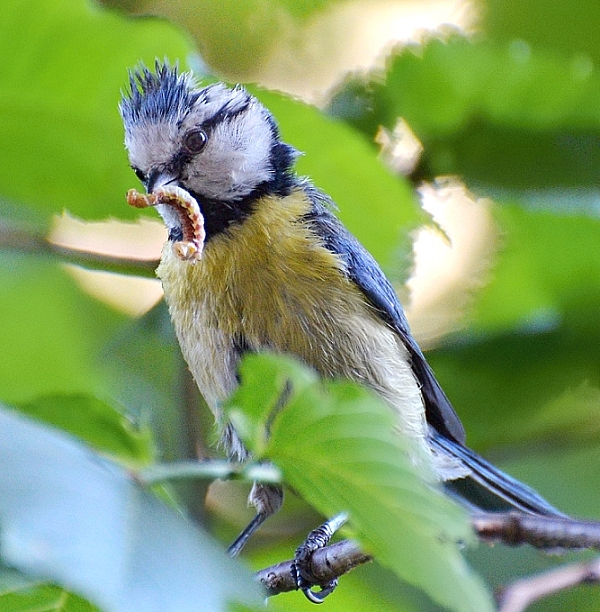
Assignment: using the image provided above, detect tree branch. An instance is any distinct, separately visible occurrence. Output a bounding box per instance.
[254,512,600,600]
[474,512,600,611]
[498,556,600,612]
[253,539,372,597]
[0,222,159,277]
[472,511,600,550]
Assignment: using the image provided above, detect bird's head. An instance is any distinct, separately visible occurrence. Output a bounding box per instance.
[119,62,298,241]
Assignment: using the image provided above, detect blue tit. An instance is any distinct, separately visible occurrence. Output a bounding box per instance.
[119,62,565,553]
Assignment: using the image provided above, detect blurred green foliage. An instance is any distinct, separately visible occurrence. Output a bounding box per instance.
[329,35,600,188]
[227,354,492,612]
[0,0,599,610]
[0,582,99,612]
[484,0,600,64]
[0,408,261,611]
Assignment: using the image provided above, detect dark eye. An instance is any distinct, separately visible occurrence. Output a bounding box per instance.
[131,166,146,183]
[182,129,207,154]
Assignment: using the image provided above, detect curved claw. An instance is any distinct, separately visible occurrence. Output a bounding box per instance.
[302,579,339,604]
[292,513,349,603]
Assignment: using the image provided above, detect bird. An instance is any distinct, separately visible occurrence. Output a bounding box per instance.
[120,61,565,594]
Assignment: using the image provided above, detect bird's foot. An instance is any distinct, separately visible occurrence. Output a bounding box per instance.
[292,512,348,603]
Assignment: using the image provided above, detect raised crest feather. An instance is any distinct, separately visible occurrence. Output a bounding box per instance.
[120,61,199,126]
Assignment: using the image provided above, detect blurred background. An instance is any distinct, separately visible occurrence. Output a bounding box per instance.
[1,0,599,610]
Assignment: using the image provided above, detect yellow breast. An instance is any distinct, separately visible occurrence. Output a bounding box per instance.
[157,188,428,451]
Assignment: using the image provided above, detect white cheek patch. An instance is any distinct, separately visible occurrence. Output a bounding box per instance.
[225,104,274,190]
[185,102,275,201]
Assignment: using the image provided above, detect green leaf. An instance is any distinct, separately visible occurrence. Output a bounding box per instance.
[426,204,600,451]
[472,205,600,334]
[226,354,494,612]
[0,0,194,221]
[98,303,203,463]
[0,581,100,612]
[0,254,125,404]
[15,394,153,467]
[330,35,600,189]
[101,0,346,79]
[430,331,600,453]
[484,0,600,65]
[0,406,262,612]
[227,353,316,456]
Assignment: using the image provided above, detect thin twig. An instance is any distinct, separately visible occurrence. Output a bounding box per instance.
[254,512,600,599]
[137,459,282,486]
[498,556,600,612]
[0,222,159,277]
[473,512,600,611]
[253,539,372,597]
[472,512,600,550]
[174,360,212,525]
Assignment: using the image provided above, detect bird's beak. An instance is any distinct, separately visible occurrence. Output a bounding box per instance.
[147,170,178,194]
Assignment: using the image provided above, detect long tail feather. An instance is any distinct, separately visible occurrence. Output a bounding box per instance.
[431,432,567,518]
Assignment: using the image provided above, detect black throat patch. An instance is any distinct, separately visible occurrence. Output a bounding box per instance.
[170,139,298,242]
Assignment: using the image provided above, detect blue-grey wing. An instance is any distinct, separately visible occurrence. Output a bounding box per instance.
[303,187,466,444]
[304,187,565,517]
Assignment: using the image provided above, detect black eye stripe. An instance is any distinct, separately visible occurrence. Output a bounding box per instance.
[202,97,251,130]
[131,166,146,183]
